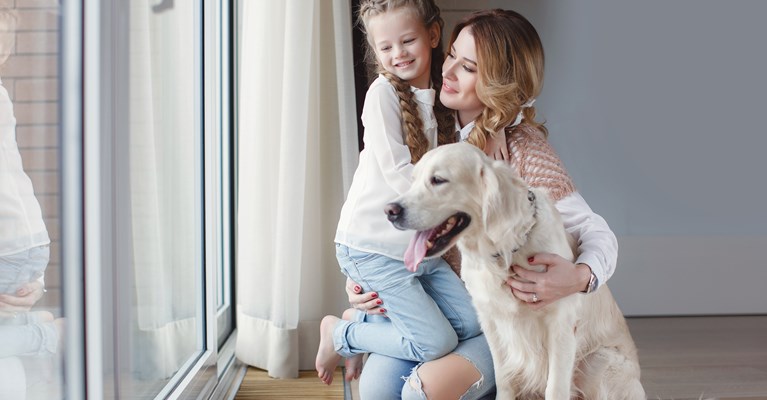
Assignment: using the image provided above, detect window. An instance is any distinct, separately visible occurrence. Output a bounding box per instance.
[23,1,241,398]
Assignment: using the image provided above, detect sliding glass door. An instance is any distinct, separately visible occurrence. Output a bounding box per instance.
[58,0,236,398]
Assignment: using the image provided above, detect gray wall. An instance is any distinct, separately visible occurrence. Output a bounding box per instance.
[439,0,767,316]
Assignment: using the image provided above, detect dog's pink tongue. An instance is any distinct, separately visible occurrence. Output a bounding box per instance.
[404,229,434,272]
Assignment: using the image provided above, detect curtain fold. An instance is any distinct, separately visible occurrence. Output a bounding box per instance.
[236,0,358,378]
[128,0,198,382]
[332,0,362,195]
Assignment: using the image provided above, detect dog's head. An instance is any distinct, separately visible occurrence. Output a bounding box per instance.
[386,142,534,272]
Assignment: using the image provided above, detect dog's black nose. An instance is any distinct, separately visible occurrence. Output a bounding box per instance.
[385,203,403,222]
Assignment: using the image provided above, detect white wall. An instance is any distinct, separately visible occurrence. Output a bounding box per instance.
[439,0,767,316]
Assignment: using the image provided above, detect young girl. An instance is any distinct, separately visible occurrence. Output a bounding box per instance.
[314,0,482,385]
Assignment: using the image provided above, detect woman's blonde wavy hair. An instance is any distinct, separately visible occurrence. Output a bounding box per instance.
[448,9,547,151]
[357,0,455,164]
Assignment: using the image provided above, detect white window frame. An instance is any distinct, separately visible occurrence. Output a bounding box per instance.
[62,1,238,398]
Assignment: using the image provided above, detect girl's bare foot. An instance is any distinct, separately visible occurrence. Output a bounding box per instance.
[341,308,363,381]
[315,315,342,385]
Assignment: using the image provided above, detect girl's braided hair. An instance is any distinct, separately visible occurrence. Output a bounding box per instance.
[358,0,455,163]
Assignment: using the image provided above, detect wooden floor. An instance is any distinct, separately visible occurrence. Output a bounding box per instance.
[233,316,767,400]
[234,368,345,399]
[628,315,767,400]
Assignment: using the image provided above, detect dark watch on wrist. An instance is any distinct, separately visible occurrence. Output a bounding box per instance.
[583,271,598,294]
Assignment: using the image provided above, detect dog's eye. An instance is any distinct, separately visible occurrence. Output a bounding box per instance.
[430,176,448,186]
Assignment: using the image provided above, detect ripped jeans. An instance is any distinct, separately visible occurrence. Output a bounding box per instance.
[358,334,496,400]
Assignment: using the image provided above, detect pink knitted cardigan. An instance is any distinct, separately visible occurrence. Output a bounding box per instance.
[506,124,576,202]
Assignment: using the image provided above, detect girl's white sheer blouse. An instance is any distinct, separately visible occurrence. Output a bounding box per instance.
[0,79,50,256]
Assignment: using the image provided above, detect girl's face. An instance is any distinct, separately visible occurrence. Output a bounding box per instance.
[367,7,439,89]
[440,28,484,127]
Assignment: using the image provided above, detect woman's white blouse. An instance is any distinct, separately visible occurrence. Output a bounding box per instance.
[0,80,50,256]
[335,75,437,260]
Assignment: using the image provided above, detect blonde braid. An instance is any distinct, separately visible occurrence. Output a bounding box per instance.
[358,0,448,161]
[380,71,429,164]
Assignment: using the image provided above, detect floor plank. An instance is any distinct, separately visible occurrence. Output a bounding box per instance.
[234,367,345,399]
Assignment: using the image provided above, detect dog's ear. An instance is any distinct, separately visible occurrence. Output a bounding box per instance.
[481,160,530,247]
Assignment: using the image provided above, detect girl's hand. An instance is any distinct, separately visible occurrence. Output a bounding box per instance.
[345,277,387,316]
[483,132,510,161]
[0,281,45,317]
[505,253,592,310]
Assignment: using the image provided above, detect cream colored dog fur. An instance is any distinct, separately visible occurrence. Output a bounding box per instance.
[387,143,645,399]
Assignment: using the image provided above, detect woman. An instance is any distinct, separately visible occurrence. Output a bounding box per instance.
[348,9,618,399]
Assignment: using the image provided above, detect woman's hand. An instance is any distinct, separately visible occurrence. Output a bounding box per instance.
[483,132,510,161]
[0,281,45,317]
[505,253,591,310]
[345,277,387,316]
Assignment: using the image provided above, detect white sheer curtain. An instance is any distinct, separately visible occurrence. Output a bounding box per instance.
[236,0,359,378]
[127,0,198,383]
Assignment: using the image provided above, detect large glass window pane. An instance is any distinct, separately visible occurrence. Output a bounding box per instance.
[1,0,233,398]
[0,3,65,399]
[119,1,204,397]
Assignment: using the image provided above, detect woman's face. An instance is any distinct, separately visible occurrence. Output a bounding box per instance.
[440,28,484,127]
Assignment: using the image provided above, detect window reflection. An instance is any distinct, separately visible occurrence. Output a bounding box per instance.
[0,4,64,399]
[1,1,228,397]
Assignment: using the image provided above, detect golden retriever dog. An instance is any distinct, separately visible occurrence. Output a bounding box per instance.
[386,143,644,399]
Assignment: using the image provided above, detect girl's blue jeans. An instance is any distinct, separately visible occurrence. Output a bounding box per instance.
[0,245,57,358]
[0,245,49,294]
[334,243,482,362]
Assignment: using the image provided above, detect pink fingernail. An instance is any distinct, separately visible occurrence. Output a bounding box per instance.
[528,257,534,263]
[380,308,386,313]
[371,293,378,298]
[354,285,361,292]
[376,300,382,305]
